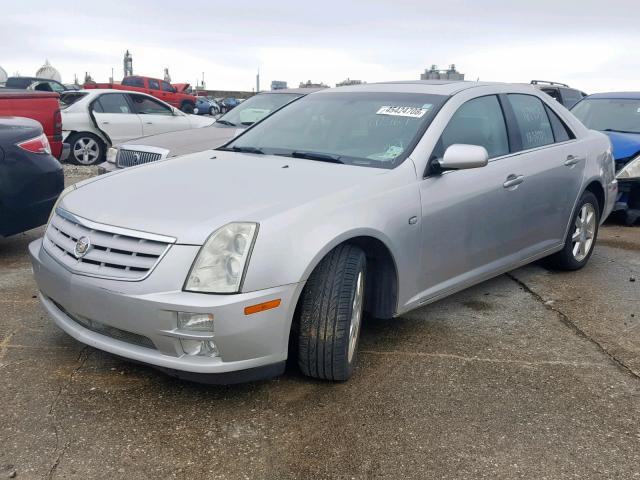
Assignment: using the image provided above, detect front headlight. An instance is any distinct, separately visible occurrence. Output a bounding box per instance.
[47,184,76,226]
[617,155,640,180]
[184,222,258,294]
[106,147,118,164]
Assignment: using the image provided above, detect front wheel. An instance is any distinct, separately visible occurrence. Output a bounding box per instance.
[546,191,600,270]
[297,244,367,381]
[181,102,195,114]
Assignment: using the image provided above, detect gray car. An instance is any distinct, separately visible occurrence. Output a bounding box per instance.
[98,88,319,173]
[30,81,617,384]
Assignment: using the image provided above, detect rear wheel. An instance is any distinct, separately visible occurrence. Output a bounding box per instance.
[297,244,366,381]
[546,191,600,270]
[67,132,104,166]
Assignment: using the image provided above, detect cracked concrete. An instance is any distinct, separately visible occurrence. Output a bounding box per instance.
[0,174,639,478]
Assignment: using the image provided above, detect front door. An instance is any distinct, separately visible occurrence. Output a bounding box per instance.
[128,94,190,136]
[416,95,527,301]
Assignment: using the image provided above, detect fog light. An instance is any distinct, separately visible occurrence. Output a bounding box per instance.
[177,312,214,332]
[180,339,219,357]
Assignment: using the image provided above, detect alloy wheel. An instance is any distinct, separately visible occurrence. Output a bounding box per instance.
[348,270,365,363]
[73,137,100,164]
[571,203,596,262]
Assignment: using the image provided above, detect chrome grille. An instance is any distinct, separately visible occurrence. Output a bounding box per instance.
[43,210,174,281]
[117,148,162,167]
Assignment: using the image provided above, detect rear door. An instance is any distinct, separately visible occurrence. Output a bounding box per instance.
[128,94,190,136]
[91,93,143,144]
[502,93,585,249]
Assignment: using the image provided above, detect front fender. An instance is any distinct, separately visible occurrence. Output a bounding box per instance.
[240,160,422,311]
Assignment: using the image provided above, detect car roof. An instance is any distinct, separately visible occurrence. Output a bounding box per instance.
[310,80,513,96]
[260,88,324,95]
[585,92,640,100]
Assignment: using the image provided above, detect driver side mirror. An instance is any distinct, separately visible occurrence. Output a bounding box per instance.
[437,144,489,171]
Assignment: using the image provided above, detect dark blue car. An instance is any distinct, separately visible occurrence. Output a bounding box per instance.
[0,117,64,237]
[572,93,640,225]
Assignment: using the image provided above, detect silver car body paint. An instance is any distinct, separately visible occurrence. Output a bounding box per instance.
[30,81,617,378]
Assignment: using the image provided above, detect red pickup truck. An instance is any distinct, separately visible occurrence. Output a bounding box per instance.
[85,76,197,113]
[0,90,65,159]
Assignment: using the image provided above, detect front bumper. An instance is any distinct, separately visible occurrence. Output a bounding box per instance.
[29,238,303,381]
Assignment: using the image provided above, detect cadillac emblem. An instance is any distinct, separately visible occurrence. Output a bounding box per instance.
[74,236,91,258]
[133,153,140,165]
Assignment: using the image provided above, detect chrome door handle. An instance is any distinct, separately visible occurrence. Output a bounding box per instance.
[145,122,153,125]
[503,174,525,189]
[101,121,109,125]
[564,155,581,166]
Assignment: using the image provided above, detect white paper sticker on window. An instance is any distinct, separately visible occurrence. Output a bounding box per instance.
[376,106,430,118]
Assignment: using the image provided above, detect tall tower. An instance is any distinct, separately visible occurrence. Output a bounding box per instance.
[123,50,133,78]
[164,68,171,83]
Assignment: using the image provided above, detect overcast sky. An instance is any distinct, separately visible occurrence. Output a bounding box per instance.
[1,0,638,93]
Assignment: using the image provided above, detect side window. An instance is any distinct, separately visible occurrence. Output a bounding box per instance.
[122,77,144,88]
[438,95,509,159]
[540,88,561,103]
[148,79,160,90]
[129,95,172,115]
[161,81,174,92]
[94,93,131,114]
[559,88,583,109]
[544,105,575,143]
[49,82,66,93]
[508,94,554,150]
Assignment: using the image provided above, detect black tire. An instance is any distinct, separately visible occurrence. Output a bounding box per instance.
[297,244,367,381]
[181,102,195,114]
[67,132,105,166]
[208,106,216,116]
[545,191,600,271]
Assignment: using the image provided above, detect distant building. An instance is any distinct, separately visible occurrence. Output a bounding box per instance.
[36,60,62,82]
[123,50,133,77]
[271,80,288,90]
[336,78,364,87]
[420,64,464,81]
[299,80,329,89]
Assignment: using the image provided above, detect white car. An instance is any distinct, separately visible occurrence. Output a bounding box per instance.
[59,89,215,165]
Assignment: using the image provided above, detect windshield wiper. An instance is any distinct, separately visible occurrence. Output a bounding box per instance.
[240,121,255,126]
[604,128,640,134]
[222,145,265,154]
[289,151,344,164]
[215,119,236,126]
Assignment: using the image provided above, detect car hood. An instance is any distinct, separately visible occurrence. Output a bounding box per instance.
[120,124,243,157]
[602,131,640,161]
[62,151,386,244]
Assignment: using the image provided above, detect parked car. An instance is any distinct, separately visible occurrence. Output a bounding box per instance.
[0,89,66,159]
[85,76,198,113]
[571,92,640,225]
[4,76,71,94]
[221,97,241,112]
[531,80,587,109]
[195,96,220,116]
[0,117,64,237]
[30,81,616,384]
[59,89,214,165]
[99,89,317,172]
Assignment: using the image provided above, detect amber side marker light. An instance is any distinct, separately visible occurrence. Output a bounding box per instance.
[244,299,282,315]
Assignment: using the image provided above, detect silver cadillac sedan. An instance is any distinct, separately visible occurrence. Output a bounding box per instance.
[30,81,617,383]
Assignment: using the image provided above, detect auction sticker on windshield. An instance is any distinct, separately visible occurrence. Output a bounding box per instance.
[376,105,431,118]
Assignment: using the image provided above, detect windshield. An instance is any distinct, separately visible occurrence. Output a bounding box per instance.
[223,92,447,169]
[572,98,640,134]
[217,93,301,126]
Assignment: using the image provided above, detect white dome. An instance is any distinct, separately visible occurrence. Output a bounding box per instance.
[0,65,7,83]
[36,60,61,82]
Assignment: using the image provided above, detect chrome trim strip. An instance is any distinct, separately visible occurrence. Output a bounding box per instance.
[56,208,177,244]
